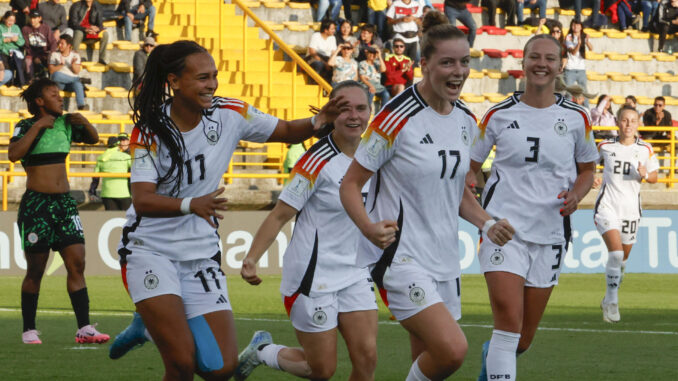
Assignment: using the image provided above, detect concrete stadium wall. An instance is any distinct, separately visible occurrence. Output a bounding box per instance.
[1,210,677,276]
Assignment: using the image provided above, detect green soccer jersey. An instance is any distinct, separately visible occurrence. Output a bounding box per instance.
[94,146,132,198]
[10,115,87,167]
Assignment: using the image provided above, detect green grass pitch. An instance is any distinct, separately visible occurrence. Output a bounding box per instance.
[1,274,676,380]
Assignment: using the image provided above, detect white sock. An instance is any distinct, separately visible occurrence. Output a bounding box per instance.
[406,358,431,381]
[256,343,285,370]
[605,251,624,304]
[621,259,627,273]
[486,329,521,381]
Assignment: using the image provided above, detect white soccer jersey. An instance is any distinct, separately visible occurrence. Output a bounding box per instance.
[471,92,599,244]
[118,97,278,261]
[279,135,370,297]
[595,137,659,220]
[354,85,479,284]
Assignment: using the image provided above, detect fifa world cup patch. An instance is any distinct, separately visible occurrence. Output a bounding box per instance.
[312,307,327,325]
[490,249,504,265]
[365,133,387,159]
[408,283,425,305]
[144,270,159,290]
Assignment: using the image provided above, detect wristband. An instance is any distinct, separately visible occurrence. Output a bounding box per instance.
[482,219,496,235]
[310,114,318,127]
[180,197,193,215]
[644,173,649,181]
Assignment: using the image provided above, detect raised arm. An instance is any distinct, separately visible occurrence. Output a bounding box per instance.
[267,95,348,143]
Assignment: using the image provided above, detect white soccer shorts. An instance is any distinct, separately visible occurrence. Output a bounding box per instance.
[283,276,378,333]
[478,233,566,288]
[594,209,639,245]
[123,251,231,319]
[379,259,461,322]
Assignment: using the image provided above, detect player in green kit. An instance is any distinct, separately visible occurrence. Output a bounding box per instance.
[9,78,109,345]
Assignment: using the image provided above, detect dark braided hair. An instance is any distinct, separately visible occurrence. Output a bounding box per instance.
[129,40,208,197]
[21,78,60,116]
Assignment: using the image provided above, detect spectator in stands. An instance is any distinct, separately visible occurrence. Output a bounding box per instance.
[306,19,337,84]
[482,0,517,27]
[133,36,155,84]
[558,0,603,28]
[654,0,678,53]
[336,19,359,48]
[517,0,547,29]
[90,136,133,211]
[564,19,592,105]
[387,0,422,65]
[48,35,88,111]
[116,0,157,42]
[329,43,359,86]
[1,11,27,86]
[549,21,568,69]
[368,0,390,40]
[315,0,342,22]
[613,0,637,30]
[9,0,31,29]
[117,132,130,154]
[21,10,57,81]
[39,0,69,41]
[624,95,638,110]
[591,94,618,139]
[359,45,390,110]
[355,23,384,61]
[639,0,660,31]
[443,0,477,47]
[68,0,110,65]
[0,60,13,86]
[383,37,414,96]
[641,96,673,139]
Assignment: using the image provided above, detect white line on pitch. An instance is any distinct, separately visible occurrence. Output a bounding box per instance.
[1,308,676,336]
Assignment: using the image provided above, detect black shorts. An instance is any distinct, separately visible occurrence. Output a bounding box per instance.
[17,190,85,254]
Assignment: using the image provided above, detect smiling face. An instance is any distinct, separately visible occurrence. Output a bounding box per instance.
[522,38,562,91]
[168,52,218,111]
[332,86,370,141]
[618,108,639,140]
[420,37,470,103]
[340,21,351,36]
[4,14,15,28]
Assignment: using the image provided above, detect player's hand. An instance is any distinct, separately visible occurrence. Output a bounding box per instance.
[593,177,602,188]
[314,94,349,130]
[637,161,647,180]
[364,220,398,249]
[67,113,90,127]
[241,257,262,285]
[33,115,56,130]
[557,190,579,217]
[191,188,228,228]
[465,171,477,194]
[486,219,514,246]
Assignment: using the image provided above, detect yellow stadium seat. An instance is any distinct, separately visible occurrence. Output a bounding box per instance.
[105,87,129,98]
[109,62,134,73]
[263,1,285,8]
[604,30,627,39]
[82,62,108,72]
[664,97,678,106]
[0,87,22,96]
[103,20,117,28]
[484,93,509,103]
[287,2,311,9]
[461,94,485,103]
[608,74,632,82]
[557,8,575,16]
[545,8,555,15]
[581,8,592,15]
[635,96,653,105]
[485,70,508,79]
[583,28,603,38]
[586,72,607,81]
[263,22,285,31]
[19,109,31,117]
[414,67,422,77]
[628,31,650,39]
[633,74,655,82]
[606,52,629,61]
[656,54,676,62]
[285,23,310,32]
[468,70,484,79]
[630,53,652,61]
[610,96,626,105]
[470,49,484,58]
[661,75,678,82]
[586,52,605,60]
[85,87,107,98]
[508,27,532,36]
[102,110,128,119]
[241,1,262,7]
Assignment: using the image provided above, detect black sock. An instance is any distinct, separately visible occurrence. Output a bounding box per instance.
[21,292,39,332]
[69,288,90,329]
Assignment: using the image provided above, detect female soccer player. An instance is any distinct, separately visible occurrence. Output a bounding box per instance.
[469,34,600,381]
[9,78,107,345]
[236,81,377,381]
[596,107,659,323]
[340,11,514,381]
[113,40,346,380]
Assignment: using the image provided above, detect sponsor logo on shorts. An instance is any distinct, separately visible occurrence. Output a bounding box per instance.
[490,249,504,265]
[408,283,425,305]
[312,307,327,325]
[27,232,39,244]
[144,270,159,290]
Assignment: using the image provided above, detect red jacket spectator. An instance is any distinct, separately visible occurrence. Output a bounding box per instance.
[384,53,414,86]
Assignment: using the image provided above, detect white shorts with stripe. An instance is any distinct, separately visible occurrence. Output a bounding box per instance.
[283,276,377,333]
[478,233,566,288]
[379,258,461,322]
[123,251,231,319]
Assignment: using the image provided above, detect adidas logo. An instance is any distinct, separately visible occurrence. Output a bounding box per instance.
[551,274,557,282]
[506,121,520,129]
[609,152,616,157]
[216,294,228,304]
[419,133,433,144]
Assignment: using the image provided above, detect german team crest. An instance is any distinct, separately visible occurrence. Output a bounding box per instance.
[461,126,470,146]
[144,270,159,289]
[490,249,504,265]
[312,307,327,325]
[204,121,220,145]
[554,119,568,136]
[408,283,425,305]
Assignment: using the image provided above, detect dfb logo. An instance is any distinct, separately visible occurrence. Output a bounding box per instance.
[490,375,511,379]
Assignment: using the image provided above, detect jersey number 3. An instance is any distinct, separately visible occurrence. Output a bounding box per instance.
[525,137,540,163]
